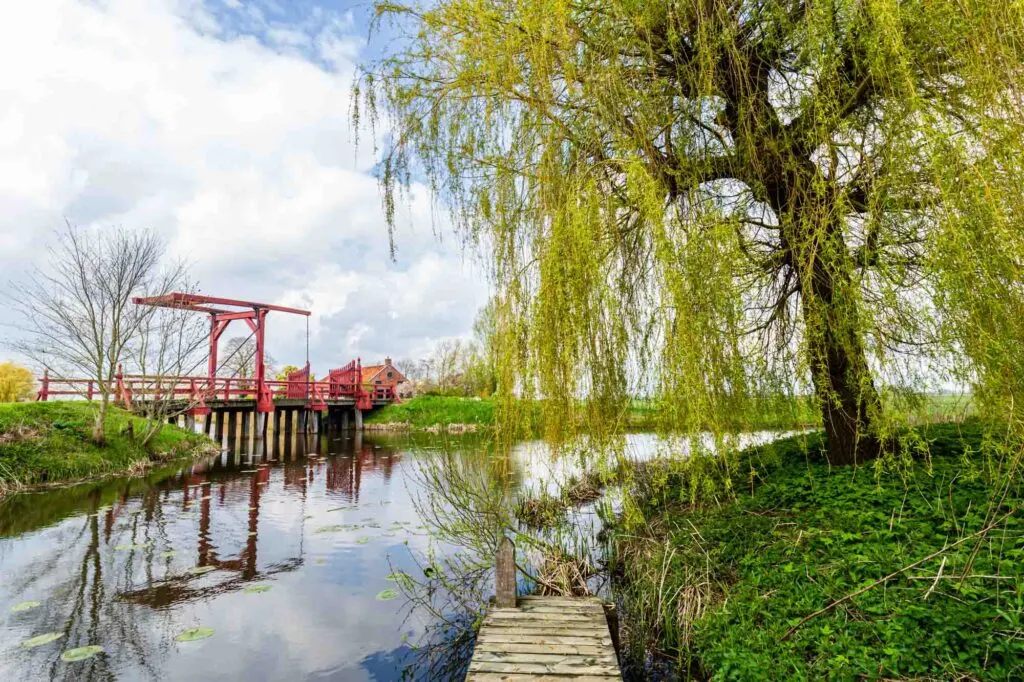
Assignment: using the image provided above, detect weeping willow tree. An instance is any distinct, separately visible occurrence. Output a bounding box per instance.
[358,0,1024,466]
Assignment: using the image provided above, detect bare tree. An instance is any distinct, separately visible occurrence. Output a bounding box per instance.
[217,336,276,380]
[9,222,187,444]
[127,282,208,446]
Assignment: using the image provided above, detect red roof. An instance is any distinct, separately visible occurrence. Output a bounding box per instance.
[361,362,406,385]
[360,365,384,384]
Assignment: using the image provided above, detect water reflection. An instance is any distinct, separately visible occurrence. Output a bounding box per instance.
[0,429,789,682]
[0,432,430,682]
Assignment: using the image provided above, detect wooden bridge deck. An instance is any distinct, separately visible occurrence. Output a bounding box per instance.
[467,595,622,681]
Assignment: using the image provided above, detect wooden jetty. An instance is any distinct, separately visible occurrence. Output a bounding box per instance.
[466,538,622,681]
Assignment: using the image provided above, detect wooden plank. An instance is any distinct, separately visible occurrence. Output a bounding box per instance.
[478,635,613,648]
[472,651,618,666]
[468,671,618,675]
[486,611,599,622]
[468,661,621,676]
[482,618,609,631]
[476,642,611,656]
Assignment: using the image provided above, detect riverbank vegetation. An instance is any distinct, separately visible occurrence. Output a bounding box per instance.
[366,395,497,429]
[0,402,212,495]
[611,421,1023,679]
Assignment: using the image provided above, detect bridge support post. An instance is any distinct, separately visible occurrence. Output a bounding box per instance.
[185,413,196,432]
[341,410,349,431]
[256,412,266,440]
[354,408,363,431]
[203,413,212,436]
[241,411,251,442]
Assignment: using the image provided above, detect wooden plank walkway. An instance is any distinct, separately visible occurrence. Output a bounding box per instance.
[467,595,622,681]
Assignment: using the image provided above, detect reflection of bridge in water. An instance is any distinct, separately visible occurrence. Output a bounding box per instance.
[118,434,403,610]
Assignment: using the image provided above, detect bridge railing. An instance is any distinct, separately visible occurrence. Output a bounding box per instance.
[37,361,395,413]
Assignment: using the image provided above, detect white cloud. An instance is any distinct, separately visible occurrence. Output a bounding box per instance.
[0,0,488,373]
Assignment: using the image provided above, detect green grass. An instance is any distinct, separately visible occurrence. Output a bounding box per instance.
[366,395,496,428]
[614,420,1024,680]
[0,401,212,492]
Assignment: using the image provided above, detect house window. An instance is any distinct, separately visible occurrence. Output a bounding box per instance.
[376,380,382,384]
[387,371,393,379]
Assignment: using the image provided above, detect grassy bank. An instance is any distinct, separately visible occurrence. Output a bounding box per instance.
[0,402,213,494]
[613,421,1023,680]
[366,395,497,429]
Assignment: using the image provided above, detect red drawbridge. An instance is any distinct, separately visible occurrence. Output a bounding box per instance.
[36,293,398,418]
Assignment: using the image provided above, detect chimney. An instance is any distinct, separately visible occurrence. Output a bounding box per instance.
[385,356,392,366]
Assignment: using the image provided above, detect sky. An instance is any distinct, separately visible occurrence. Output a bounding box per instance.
[0,0,490,375]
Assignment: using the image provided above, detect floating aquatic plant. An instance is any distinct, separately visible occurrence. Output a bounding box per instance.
[114,542,151,551]
[188,566,216,576]
[386,571,415,590]
[20,632,63,648]
[243,584,272,594]
[11,601,41,612]
[375,589,398,601]
[61,645,103,662]
[175,627,214,642]
[159,550,177,558]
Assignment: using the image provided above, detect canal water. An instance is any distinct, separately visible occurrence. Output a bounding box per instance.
[0,429,786,681]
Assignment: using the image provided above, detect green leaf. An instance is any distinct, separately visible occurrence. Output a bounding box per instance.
[20,632,63,648]
[175,626,215,642]
[61,645,104,661]
[356,537,371,544]
[243,584,272,594]
[386,571,415,590]
[11,600,41,612]
[159,550,177,558]
[188,566,216,575]
[115,542,151,551]
[376,589,399,601]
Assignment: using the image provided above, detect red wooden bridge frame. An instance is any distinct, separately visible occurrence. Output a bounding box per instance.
[35,293,395,414]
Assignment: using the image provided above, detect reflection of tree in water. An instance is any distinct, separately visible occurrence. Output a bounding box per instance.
[4,463,313,682]
[396,438,609,681]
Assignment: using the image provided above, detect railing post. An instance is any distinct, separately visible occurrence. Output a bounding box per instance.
[87,380,94,401]
[495,536,517,608]
[38,369,49,401]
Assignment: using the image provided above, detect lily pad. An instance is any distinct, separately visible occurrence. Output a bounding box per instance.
[159,550,177,558]
[356,537,370,544]
[386,571,415,590]
[20,632,63,648]
[175,626,214,642]
[61,645,104,662]
[315,525,347,533]
[243,584,272,594]
[375,589,399,601]
[304,515,314,520]
[188,566,216,575]
[11,600,41,612]
[114,542,151,551]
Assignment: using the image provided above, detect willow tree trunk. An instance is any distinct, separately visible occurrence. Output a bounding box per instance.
[795,215,882,466]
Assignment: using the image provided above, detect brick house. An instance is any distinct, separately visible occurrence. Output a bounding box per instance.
[361,357,407,397]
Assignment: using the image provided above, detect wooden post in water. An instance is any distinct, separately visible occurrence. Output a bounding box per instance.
[495,536,517,608]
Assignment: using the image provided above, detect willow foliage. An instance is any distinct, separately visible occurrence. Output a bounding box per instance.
[358,0,1024,466]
